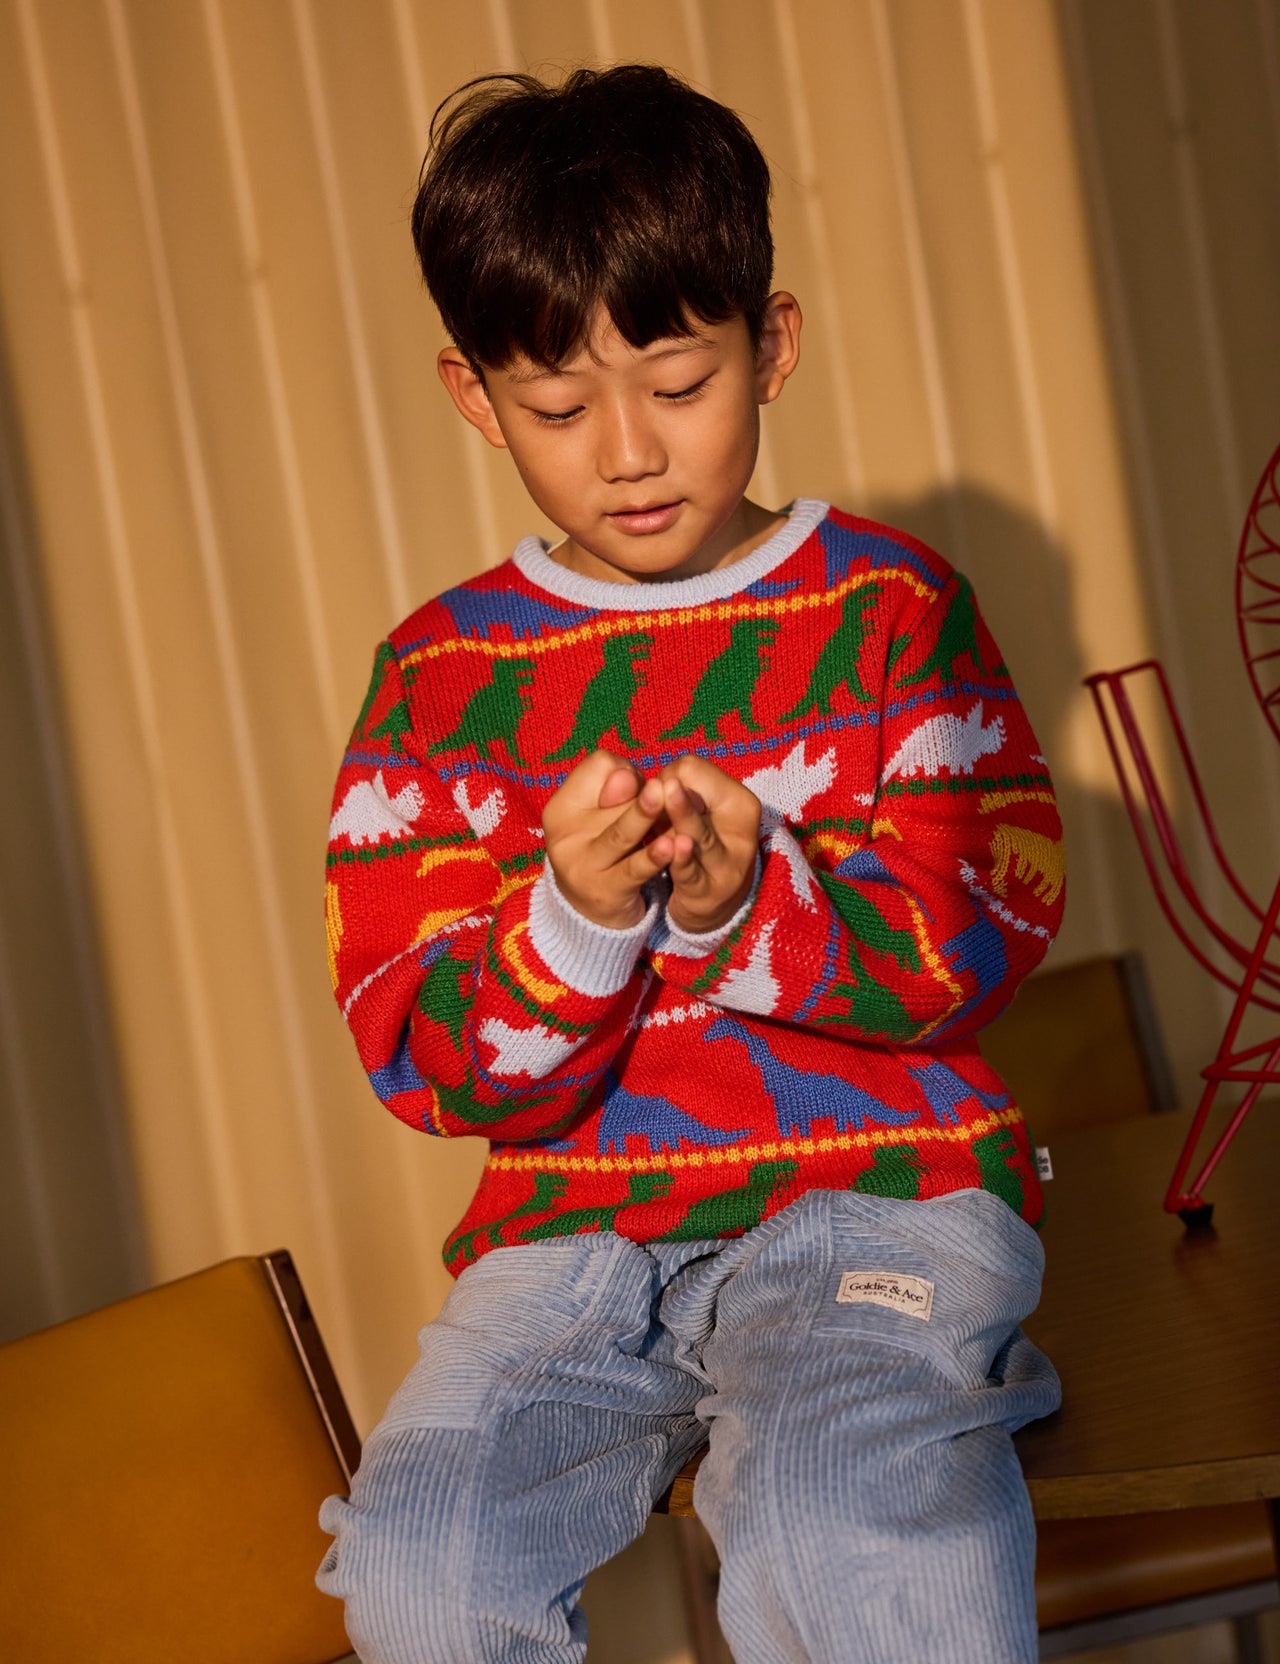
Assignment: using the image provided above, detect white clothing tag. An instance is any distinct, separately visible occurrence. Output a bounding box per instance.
[1035,1146,1053,1181]
[836,1270,934,1322]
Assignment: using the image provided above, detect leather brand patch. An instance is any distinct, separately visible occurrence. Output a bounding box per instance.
[836,1270,934,1321]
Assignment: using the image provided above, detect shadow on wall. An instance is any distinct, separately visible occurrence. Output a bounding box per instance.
[865,483,1227,1111]
[0,345,146,1345]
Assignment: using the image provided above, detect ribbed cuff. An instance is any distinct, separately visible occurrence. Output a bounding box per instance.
[649,852,762,957]
[527,867,656,996]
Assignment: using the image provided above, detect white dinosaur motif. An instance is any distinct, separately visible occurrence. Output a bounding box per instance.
[452,776,507,838]
[709,920,780,1016]
[478,1016,584,1079]
[329,770,425,845]
[883,703,1005,780]
[744,740,836,822]
[762,814,819,910]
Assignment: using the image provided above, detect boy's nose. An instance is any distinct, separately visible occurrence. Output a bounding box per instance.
[596,406,667,483]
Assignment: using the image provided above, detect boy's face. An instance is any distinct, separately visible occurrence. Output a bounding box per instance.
[438,295,801,583]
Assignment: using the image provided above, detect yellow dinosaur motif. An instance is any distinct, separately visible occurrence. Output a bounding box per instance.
[978,788,1056,816]
[990,823,1065,906]
[414,849,537,944]
[499,917,569,1006]
[325,882,343,990]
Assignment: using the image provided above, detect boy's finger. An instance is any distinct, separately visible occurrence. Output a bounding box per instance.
[667,751,745,810]
[663,777,719,850]
[598,764,643,810]
[555,749,637,809]
[607,832,677,892]
[593,778,666,860]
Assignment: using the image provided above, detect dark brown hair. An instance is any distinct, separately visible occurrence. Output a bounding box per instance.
[411,65,773,371]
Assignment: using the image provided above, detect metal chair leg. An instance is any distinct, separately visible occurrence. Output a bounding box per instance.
[1232,1610,1265,1664]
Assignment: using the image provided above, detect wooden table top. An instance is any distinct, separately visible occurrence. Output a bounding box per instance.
[1015,1104,1280,1518]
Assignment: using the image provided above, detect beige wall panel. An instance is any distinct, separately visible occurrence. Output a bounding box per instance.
[1,1,240,1269]
[213,0,413,658]
[885,0,1034,521]
[304,1,486,594]
[605,0,707,77]
[506,0,597,71]
[777,0,950,522]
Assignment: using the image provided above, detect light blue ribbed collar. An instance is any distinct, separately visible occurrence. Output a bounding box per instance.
[510,498,829,612]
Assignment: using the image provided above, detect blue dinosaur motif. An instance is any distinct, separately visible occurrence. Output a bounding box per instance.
[905,1059,1011,1127]
[596,1068,749,1155]
[368,1027,428,1100]
[742,574,802,599]
[930,909,1008,1039]
[705,1015,917,1139]
[833,848,896,884]
[441,584,595,641]
[818,520,938,589]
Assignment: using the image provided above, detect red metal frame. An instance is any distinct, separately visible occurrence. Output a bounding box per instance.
[1085,661,1280,1221]
[1237,441,1280,748]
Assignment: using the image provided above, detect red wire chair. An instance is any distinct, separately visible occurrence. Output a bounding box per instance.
[1085,440,1280,1226]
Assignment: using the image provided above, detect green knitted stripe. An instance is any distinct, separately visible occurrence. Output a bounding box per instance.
[497,850,545,876]
[327,829,470,867]
[484,942,596,1037]
[878,770,1052,800]
[801,814,873,835]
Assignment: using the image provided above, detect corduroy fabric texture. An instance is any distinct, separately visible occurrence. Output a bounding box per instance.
[317,1186,1059,1663]
[325,503,1065,1273]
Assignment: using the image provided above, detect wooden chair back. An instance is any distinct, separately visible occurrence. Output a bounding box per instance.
[0,1251,358,1664]
[979,950,1178,1137]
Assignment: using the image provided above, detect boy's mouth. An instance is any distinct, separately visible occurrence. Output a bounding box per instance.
[606,501,682,535]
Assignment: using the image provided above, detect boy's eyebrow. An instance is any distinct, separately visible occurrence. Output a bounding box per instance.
[505,340,711,387]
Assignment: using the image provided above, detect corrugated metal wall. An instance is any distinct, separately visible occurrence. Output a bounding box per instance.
[1,0,1277,1455]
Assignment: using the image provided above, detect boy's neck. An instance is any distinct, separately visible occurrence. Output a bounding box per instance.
[547,497,786,585]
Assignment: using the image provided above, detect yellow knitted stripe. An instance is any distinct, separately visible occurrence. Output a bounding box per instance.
[485,1105,1023,1175]
[400,566,936,666]
[906,894,966,1042]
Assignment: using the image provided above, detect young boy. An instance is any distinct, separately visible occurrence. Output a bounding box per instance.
[318,64,1064,1664]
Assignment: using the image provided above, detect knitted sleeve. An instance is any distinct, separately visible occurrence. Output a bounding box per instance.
[326,643,654,1141]
[648,573,1064,1046]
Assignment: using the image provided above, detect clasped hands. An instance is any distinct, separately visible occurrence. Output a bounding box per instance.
[543,750,761,935]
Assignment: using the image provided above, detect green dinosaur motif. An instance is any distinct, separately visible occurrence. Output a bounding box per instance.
[659,1160,799,1240]
[369,699,413,754]
[446,1170,571,1265]
[896,576,986,688]
[350,640,399,745]
[546,633,653,760]
[659,618,779,742]
[780,584,881,718]
[429,1066,567,1132]
[818,948,917,1041]
[854,1143,925,1201]
[971,1127,1025,1214]
[428,658,536,763]
[816,874,922,974]
[515,1171,675,1241]
[416,953,472,1047]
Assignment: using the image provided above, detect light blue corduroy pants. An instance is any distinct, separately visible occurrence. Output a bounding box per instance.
[317,1186,1060,1663]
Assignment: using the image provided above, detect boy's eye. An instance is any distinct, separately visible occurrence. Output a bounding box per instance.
[656,377,711,403]
[529,405,584,426]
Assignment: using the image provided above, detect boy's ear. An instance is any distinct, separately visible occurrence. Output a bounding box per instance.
[754,292,802,406]
[437,348,509,449]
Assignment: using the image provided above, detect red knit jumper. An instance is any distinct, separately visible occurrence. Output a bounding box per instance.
[325,501,1064,1274]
